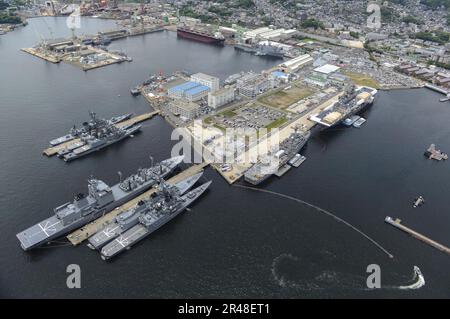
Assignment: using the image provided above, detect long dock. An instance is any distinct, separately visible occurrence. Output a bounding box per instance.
[424,83,448,95]
[203,91,344,184]
[42,111,160,157]
[66,162,209,246]
[21,48,61,63]
[385,216,450,255]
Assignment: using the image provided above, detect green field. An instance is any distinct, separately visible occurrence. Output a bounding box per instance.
[342,71,380,89]
[258,86,315,109]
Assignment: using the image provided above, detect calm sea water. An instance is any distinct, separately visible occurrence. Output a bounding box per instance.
[0,17,449,298]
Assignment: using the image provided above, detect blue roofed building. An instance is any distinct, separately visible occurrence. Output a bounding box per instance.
[184,84,210,101]
[271,70,290,85]
[167,81,210,101]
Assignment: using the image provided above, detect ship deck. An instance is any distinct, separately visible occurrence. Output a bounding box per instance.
[67,162,209,246]
[16,215,65,250]
[43,111,159,157]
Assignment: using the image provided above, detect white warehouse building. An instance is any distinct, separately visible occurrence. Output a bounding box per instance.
[278,54,313,73]
[190,73,220,92]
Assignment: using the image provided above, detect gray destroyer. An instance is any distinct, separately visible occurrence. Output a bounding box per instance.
[16,156,184,251]
[58,112,141,162]
[49,112,133,146]
[87,172,204,250]
[100,180,211,260]
[244,130,311,185]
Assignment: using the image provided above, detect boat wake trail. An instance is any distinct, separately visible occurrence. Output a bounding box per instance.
[399,266,425,290]
[271,253,365,291]
[234,184,394,259]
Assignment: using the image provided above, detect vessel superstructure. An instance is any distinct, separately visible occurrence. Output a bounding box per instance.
[87,172,203,250]
[310,85,377,129]
[49,112,132,146]
[55,112,141,162]
[16,156,184,250]
[100,180,211,260]
[244,130,311,185]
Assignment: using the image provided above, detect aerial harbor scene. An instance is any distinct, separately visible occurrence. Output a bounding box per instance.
[1,0,450,301]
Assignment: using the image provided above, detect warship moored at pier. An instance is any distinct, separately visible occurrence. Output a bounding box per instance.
[310,85,377,129]
[16,156,184,251]
[49,112,133,146]
[87,172,204,250]
[100,180,212,260]
[244,130,311,185]
[62,124,141,162]
[53,112,141,162]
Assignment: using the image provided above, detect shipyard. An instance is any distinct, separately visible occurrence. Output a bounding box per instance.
[2,0,450,301]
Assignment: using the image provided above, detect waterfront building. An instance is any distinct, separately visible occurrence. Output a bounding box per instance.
[208,87,235,109]
[219,26,237,39]
[278,54,313,73]
[167,99,201,120]
[190,73,220,92]
[243,27,297,43]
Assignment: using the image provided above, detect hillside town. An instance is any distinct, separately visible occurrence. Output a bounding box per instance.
[2,0,449,90]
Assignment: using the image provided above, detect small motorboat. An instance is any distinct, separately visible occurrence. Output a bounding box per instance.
[413,196,425,208]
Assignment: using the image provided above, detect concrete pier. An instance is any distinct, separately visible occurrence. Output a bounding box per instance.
[21,48,61,63]
[204,91,344,184]
[385,216,450,255]
[42,111,160,157]
[425,83,449,95]
[66,162,209,246]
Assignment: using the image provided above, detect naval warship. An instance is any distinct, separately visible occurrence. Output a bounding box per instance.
[16,156,184,251]
[62,124,141,162]
[244,130,311,185]
[310,85,377,129]
[100,180,212,260]
[49,112,133,146]
[55,112,141,162]
[87,172,204,250]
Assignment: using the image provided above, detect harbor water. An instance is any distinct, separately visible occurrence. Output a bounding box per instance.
[0,17,449,298]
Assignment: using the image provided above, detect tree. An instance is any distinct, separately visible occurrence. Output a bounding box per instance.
[300,18,323,30]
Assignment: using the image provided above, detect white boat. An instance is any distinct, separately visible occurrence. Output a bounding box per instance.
[288,154,306,167]
[343,115,360,127]
[353,117,366,128]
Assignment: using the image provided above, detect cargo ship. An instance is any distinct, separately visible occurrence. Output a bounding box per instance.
[177,26,225,45]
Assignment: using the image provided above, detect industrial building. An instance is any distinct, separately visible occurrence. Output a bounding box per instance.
[190,73,220,92]
[242,27,298,43]
[208,87,235,109]
[167,81,210,101]
[219,26,237,39]
[236,72,271,98]
[304,64,340,87]
[278,54,313,73]
[167,99,201,120]
[270,71,290,85]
